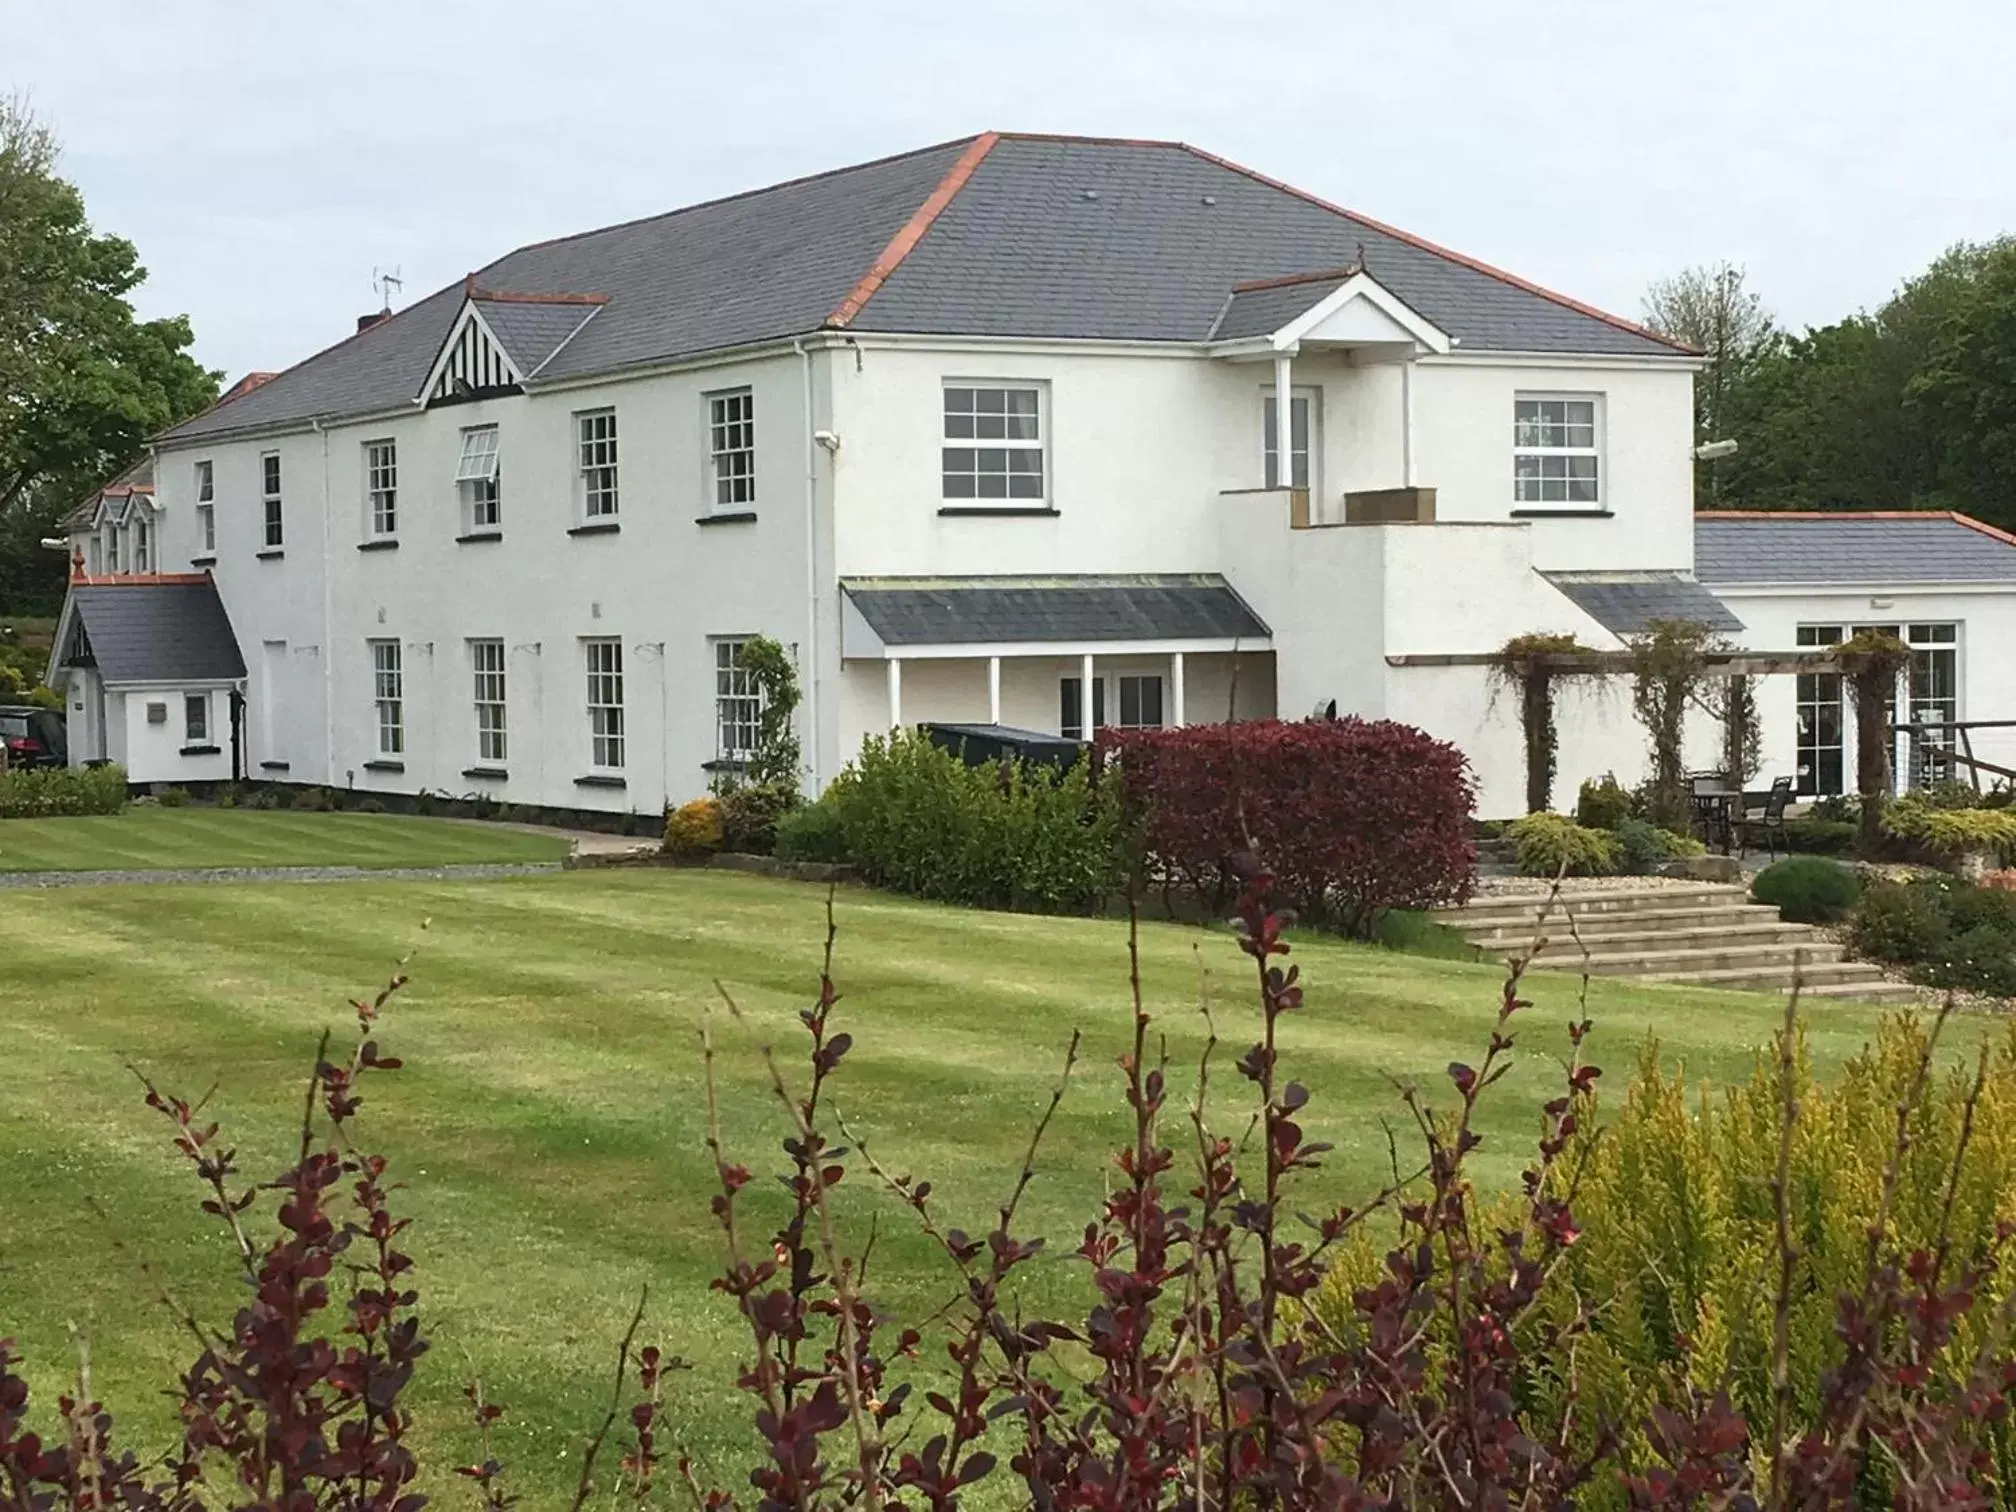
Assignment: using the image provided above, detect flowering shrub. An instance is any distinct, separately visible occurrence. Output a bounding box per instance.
[664,795,724,857]
[0,763,125,818]
[1104,717,1474,935]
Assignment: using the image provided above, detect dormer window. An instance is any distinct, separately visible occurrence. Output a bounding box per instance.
[457,426,502,533]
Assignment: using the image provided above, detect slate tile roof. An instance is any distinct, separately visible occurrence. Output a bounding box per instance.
[472,294,607,378]
[842,573,1271,646]
[1695,513,2016,586]
[163,133,1684,445]
[59,579,247,684]
[1209,272,1356,341]
[1541,572,1744,635]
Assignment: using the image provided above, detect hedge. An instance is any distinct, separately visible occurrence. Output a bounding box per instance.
[0,762,126,818]
[1104,717,1475,937]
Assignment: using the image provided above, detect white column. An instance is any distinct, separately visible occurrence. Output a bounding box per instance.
[1272,350,1294,490]
[1170,651,1186,727]
[987,656,1001,725]
[1401,358,1417,487]
[1080,651,1095,738]
[886,657,903,731]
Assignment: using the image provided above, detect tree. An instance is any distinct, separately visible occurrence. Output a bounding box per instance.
[1642,263,1782,506]
[0,96,218,607]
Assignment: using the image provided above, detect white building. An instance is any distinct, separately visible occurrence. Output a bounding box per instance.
[47,132,2016,816]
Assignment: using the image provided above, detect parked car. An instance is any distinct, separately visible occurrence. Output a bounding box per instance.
[0,706,67,769]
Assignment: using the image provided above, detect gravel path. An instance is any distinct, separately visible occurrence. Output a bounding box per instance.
[0,862,565,890]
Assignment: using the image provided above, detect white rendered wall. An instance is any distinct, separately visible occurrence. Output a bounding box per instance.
[116,686,234,785]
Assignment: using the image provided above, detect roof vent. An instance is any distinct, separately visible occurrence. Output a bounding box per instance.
[1080,188,1099,202]
[1201,195,1217,206]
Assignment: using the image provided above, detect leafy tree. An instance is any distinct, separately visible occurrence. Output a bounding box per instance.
[1642,262,1782,506]
[0,97,218,608]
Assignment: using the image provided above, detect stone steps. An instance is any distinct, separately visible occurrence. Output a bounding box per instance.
[1432,883,1911,1003]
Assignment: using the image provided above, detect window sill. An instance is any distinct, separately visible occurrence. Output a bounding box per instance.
[179,744,221,757]
[462,765,508,780]
[363,759,406,773]
[1510,508,1613,520]
[696,511,758,527]
[701,758,750,774]
[357,538,399,552]
[574,772,627,789]
[568,520,621,537]
[189,555,217,568]
[937,506,1059,518]
[456,530,504,544]
[255,548,285,560]
[259,760,291,773]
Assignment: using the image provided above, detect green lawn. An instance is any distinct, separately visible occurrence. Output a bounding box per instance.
[0,808,571,871]
[0,870,1922,1503]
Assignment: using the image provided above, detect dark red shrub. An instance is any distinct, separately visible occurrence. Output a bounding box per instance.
[1101,717,1477,935]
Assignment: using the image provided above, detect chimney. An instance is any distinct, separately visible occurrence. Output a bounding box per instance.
[357,310,391,333]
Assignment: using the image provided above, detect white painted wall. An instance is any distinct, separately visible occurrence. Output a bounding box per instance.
[115,685,235,784]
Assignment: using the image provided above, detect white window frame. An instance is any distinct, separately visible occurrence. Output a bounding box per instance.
[364,439,398,538]
[576,409,619,521]
[457,426,502,533]
[261,451,284,548]
[470,638,507,764]
[712,638,762,762]
[585,638,624,770]
[941,382,1047,505]
[1261,386,1319,493]
[194,459,214,503]
[183,692,209,745]
[706,389,756,512]
[1059,676,1106,741]
[370,639,404,756]
[133,514,152,573]
[195,502,216,557]
[1513,393,1603,508]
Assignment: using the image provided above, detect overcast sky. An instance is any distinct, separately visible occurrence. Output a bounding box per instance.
[6,0,2013,381]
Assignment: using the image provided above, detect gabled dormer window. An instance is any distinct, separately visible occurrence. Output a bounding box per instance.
[423,306,521,403]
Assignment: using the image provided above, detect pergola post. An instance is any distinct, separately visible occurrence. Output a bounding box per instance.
[1170,651,1186,727]
[1081,651,1095,739]
[886,657,903,731]
[987,656,1001,725]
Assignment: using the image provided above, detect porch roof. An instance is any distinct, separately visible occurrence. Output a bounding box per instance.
[51,577,246,686]
[841,573,1270,654]
[1541,571,1744,635]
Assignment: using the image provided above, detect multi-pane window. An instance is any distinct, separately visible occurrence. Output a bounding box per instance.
[1513,396,1601,505]
[134,517,152,573]
[1262,391,1314,490]
[1118,675,1165,730]
[365,439,398,536]
[101,525,120,574]
[261,452,284,547]
[708,390,756,510]
[1059,677,1107,741]
[1795,625,1845,796]
[713,638,761,760]
[470,638,507,764]
[195,459,214,503]
[942,385,1045,501]
[457,426,501,531]
[585,639,624,768]
[1905,623,1960,788]
[195,503,215,555]
[370,639,404,756]
[577,410,619,519]
[184,693,208,744]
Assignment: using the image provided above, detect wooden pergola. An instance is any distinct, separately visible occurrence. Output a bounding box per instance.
[1384,649,1844,676]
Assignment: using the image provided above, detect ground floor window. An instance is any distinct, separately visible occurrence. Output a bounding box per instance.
[586,638,624,769]
[183,693,208,745]
[713,638,760,761]
[1118,674,1164,730]
[470,638,506,763]
[1794,621,1959,794]
[370,640,404,755]
[1905,622,1959,788]
[1059,676,1105,740]
[1795,625,1845,796]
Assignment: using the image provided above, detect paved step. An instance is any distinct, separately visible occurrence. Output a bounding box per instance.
[1504,921,1823,955]
[1434,885,1748,930]
[1545,940,1846,977]
[1639,959,1903,991]
[1460,905,1786,947]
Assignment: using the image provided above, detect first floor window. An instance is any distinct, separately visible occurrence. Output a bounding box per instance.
[1059,676,1106,741]
[371,639,403,755]
[1795,625,1845,796]
[471,639,507,763]
[1118,674,1164,729]
[713,638,761,760]
[365,439,398,536]
[1262,390,1315,490]
[586,638,624,768]
[194,458,214,503]
[184,693,208,744]
[1513,395,1601,506]
[708,389,756,509]
[262,452,284,547]
[196,502,216,555]
[577,409,619,519]
[457,426,501,531]
[134,517,152,573]
[942,384,1044,501]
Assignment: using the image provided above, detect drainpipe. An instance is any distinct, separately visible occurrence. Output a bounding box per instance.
[795,338,823,793]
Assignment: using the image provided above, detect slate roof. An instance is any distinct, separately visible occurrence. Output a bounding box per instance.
[60,456,154,531]
[472,295,606,377]
[59,579,247,685]
[1542,572,1744,635]
[842,574,1271,646]
[1695,513,2016,586]
[162,132,1684,445]
[1209,273,1354,341]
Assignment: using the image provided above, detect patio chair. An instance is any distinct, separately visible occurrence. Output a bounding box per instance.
[1689,772,1737,853]
[1739,776,1796,860]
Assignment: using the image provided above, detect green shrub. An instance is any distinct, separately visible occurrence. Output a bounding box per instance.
[664,796,724,858]
[1371,909,1481,962]
[1751,856,1862,923]
[1506,812,1618,877]
[154,786,190,808]
[1784,816,1857,854]
[1848,881,1951,965]
[1923,924,2016,998]
[0,763,127,818]
[292,786,330,812]
[1808,793,1861,824]
[1574,774,1632,832]
[1883,792,2016,856]
[825,730,1126,914]
[716,782,798,856]
[1612,818,1705,875]
[773,799,849,865]
[354,796,386,814]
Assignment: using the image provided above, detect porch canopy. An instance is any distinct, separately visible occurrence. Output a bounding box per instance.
[840,573,1271,731]
[50,576,247,687]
